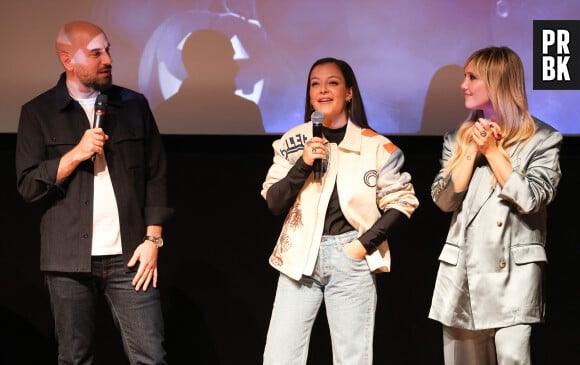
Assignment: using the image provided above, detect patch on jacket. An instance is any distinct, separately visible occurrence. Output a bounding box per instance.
[383,142,398,154]
[278,133,309,159]
[364,170,378,187]
[362,128,378,137]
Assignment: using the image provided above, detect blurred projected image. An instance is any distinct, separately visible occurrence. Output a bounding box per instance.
[153,29,264,134]
[90,0,580,135]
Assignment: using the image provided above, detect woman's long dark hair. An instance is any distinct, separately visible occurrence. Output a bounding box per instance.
[303,57,369,128]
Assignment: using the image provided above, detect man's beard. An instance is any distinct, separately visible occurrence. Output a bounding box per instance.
[79,69,113,92]
[85,77,112,92]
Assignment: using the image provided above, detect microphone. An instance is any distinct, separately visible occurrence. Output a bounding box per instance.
[91,94,108,162]
[93,94,108,128]
[311,110,324,181]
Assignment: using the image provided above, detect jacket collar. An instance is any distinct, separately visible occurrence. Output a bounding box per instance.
[55,73,76,111]
[338,120,363,153]
[55,72,124,111]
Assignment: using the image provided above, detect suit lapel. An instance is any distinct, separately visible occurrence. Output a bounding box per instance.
[464,157,496,226]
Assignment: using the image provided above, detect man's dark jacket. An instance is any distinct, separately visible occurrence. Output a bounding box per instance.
[16,73,173,272]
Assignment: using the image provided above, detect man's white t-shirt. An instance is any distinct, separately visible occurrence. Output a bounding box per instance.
[76,96,123,256]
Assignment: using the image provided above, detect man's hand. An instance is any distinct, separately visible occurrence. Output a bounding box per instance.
[128,240,159,291]
[56,128,109,181]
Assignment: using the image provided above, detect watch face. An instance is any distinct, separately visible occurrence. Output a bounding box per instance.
[145,236,163,247]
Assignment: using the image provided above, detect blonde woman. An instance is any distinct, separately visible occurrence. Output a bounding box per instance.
[428,46,562,365]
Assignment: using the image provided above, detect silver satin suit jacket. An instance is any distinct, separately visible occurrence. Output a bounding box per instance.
[428,118,562,330]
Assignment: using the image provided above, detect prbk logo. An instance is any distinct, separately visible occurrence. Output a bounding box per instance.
[533,20,580,90]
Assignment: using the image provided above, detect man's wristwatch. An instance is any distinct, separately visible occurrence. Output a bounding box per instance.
[144,235,164,248]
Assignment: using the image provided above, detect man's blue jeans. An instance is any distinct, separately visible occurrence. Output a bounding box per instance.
[45,254,166,365]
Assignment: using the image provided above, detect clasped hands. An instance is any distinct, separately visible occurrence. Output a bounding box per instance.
[471,118,504,154]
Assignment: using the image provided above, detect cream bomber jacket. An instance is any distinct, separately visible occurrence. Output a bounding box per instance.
[261,120,419,280]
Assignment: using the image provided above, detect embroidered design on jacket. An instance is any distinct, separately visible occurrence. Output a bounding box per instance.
[270,201,303,267]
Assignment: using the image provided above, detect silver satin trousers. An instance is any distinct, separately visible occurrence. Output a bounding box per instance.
[443,324,531,365]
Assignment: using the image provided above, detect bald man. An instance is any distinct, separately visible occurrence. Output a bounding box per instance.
[15,21,173,364]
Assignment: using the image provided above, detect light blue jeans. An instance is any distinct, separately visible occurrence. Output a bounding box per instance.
[263,230,377,365]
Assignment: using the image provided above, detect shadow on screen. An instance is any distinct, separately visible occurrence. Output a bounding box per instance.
[154,29,264,135]
[420,64,468,135]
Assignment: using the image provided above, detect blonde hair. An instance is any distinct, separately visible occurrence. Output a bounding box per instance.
[444,46,535,178]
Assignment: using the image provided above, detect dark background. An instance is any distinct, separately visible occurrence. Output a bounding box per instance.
[1,133,578,364]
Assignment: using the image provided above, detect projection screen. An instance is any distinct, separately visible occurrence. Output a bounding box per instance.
[2,0,579,135]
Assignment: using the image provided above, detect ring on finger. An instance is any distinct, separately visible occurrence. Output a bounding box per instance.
[480,131,487,137]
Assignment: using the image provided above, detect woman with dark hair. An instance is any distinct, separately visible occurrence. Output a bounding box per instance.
[429,46,562,365]
[261,57,419,364]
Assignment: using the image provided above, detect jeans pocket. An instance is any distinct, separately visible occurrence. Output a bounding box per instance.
[339,243,366,264]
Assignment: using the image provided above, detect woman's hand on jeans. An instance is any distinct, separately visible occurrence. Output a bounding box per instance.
[343,239,367,260]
